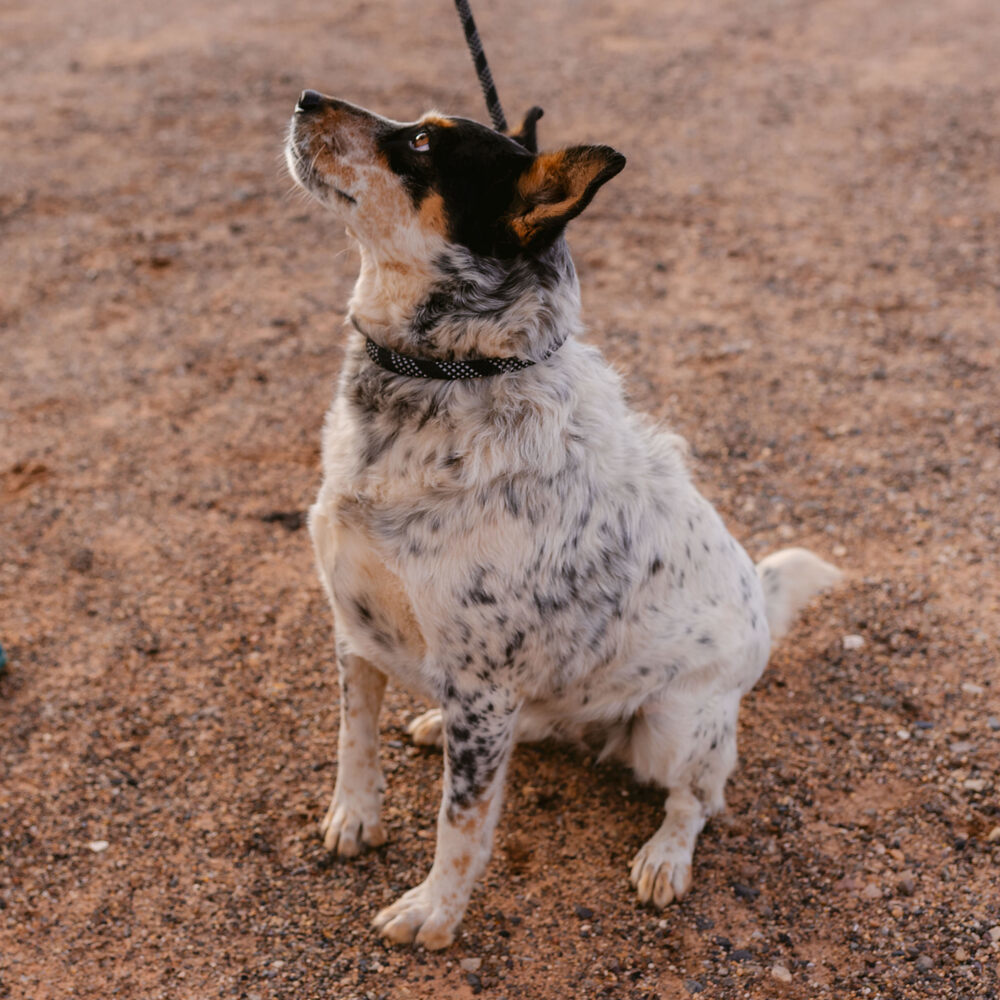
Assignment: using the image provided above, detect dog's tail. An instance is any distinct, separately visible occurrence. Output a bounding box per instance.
[756,548,842,641]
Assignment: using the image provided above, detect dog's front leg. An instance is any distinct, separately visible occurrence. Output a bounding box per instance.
[373,689,519,949]
[320,651,387,856]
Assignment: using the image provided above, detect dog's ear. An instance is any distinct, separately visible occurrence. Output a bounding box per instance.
[508,106,544,153]
[508,145,625,250]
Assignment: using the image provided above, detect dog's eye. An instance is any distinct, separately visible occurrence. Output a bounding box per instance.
[410,131,431,153]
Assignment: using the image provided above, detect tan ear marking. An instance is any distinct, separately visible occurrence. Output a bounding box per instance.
[510,145,625,247]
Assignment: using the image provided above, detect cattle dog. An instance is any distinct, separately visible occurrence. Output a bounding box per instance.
[284,89,841,949]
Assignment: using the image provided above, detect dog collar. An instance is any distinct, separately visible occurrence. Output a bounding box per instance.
[353,318,546,380]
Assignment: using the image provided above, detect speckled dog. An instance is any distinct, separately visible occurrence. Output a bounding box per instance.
[285,89,841,950]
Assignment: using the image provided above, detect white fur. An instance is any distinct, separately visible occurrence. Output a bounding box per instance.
[756,548,843,639]
[285,98,841,949]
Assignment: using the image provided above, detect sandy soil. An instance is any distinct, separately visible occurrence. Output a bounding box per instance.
[2,1,999,997]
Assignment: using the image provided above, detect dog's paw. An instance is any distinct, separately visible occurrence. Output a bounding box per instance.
[629,836,694,908]
[406,708,444,748]
[320,793,386,857]
[372,880,461,950]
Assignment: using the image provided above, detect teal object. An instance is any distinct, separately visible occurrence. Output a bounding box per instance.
[0,642,6,675]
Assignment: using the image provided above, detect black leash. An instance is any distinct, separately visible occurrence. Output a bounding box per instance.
[453,0,508,132]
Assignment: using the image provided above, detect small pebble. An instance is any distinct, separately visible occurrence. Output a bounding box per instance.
[988,717,1000,731]
[684,980,705,994]
[897,874,916,896]
[842,634,865,651]
[862,883,882,900]
[950,740,975,756]
[459,957,482,973]
[771,964,792,983]
[69,547,94,573]
[989,926,1000,944]
[573,903,594,920]
[832,544,847,557]
[954,947,969,962]
[915,955,934,972]
[987,826,1000,844]
[733,882,759,901]
[960,682,984,695]
[964,778,987,792]
[88,840,109,853]
[730,949,754,962]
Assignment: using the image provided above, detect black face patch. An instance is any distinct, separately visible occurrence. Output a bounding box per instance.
[379,118,534,258]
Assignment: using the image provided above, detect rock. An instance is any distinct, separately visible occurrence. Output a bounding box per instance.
[989,926,1000,944]
[915,955,934,971]
[954,947,969,962]
[897,873,916,896]
[684,980,705,994]
[964,778,987,792]
[731,949,754,962]
[960,682,984,695]
[733,882,760,901]
[771,964,792,983]
[988,717,1000,732]
[573,904,594,920]
[987,826,1000,844]
[862,883,882,900]
[88,840,109,853]
[69,547,94,572]
[459,957,482,973]
[835,875,863,892]
[842,634,865,651]
[949,741,976,756]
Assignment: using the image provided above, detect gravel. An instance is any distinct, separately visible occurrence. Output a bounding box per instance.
[1,1,998,999]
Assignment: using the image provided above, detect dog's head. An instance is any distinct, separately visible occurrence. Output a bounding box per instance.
[285,90,625,263]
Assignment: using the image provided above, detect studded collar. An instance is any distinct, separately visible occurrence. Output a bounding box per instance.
[351,317,553,380]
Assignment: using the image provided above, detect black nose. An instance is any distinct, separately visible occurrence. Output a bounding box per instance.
[297,89,325,112]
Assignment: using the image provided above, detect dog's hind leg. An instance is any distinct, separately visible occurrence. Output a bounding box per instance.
[407,707,444,747]
[320,651,388,856]
[374,687,520,949]
[625,690,739,907]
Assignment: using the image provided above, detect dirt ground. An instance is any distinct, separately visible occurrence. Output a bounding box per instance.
[2,0,999,997]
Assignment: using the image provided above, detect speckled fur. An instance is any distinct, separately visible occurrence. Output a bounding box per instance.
[286,94,841,948]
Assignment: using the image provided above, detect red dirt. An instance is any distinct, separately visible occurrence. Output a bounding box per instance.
[1,1,998,998]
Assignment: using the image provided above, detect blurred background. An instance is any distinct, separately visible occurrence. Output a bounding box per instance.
[2,2,998,998]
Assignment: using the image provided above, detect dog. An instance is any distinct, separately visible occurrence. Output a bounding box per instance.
[284,89,841,950]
